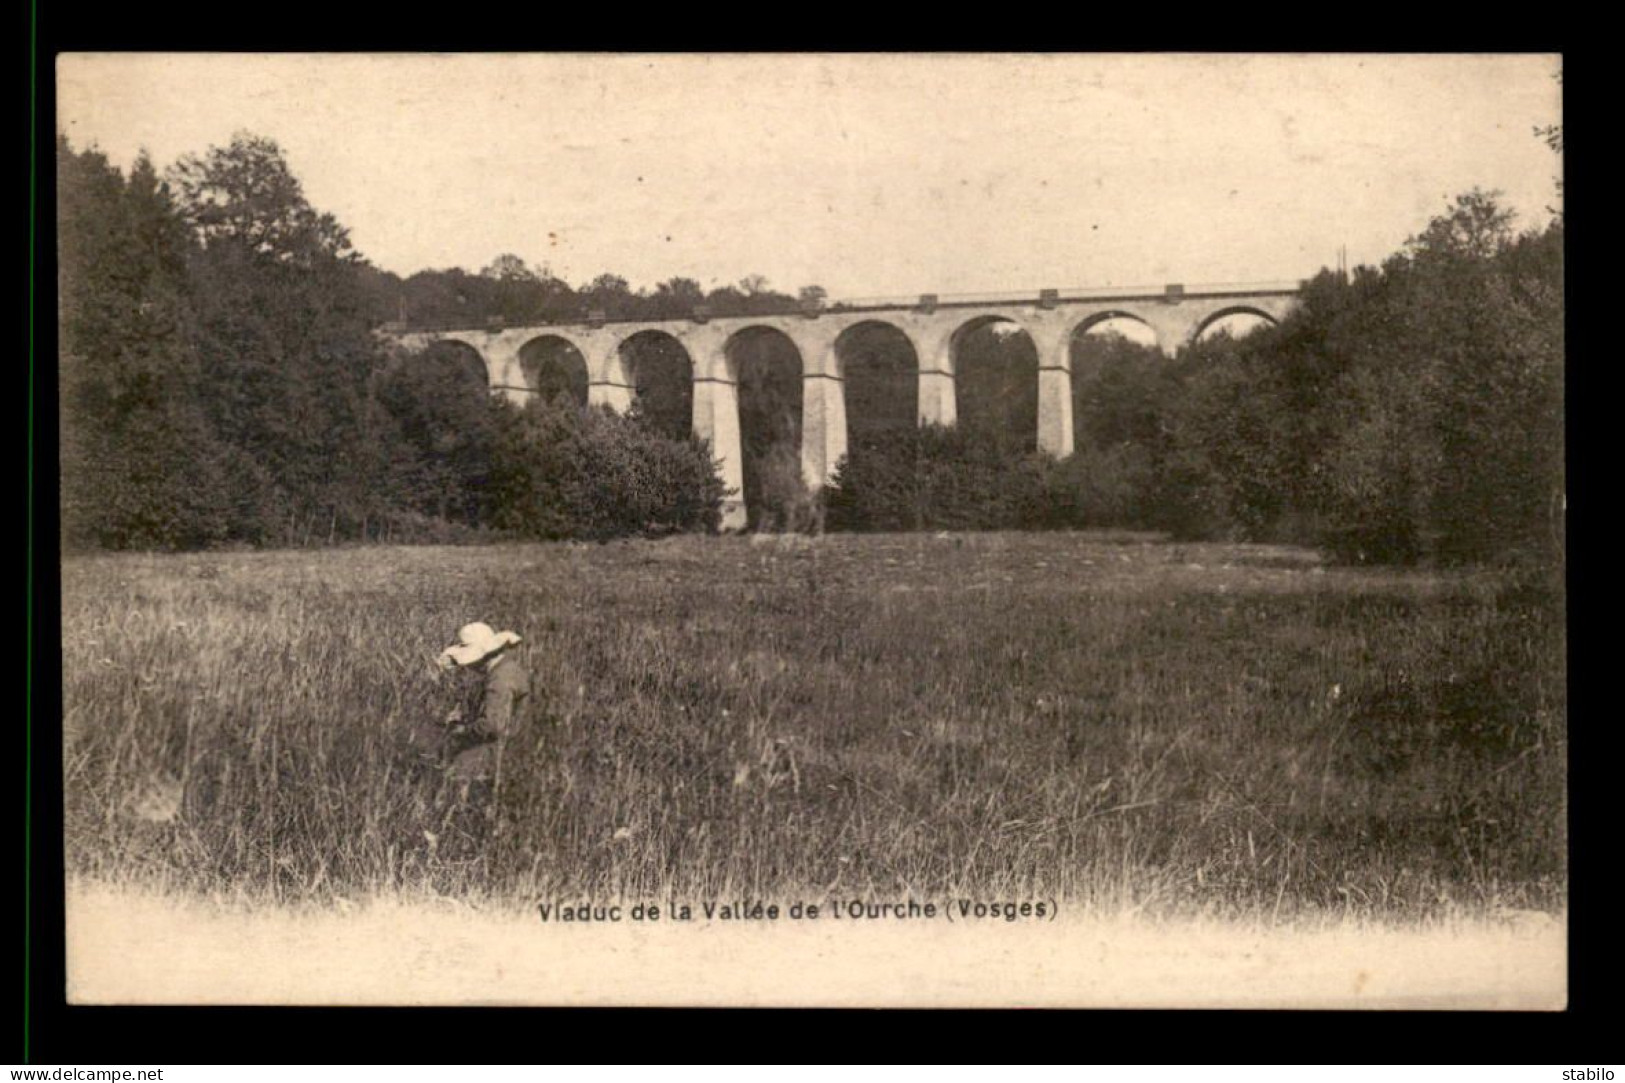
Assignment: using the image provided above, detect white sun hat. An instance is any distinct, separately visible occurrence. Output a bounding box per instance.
[438,622,522,669]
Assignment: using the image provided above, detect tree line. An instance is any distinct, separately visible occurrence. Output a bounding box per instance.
[58,132,757,548]
[364,256,830,329]
[830,193,1563,569]
[59,130,1563,568]
[1158,194,1563,566]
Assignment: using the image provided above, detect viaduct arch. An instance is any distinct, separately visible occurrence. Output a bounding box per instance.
[383,285,1302,530]
[1188,305,1284,343]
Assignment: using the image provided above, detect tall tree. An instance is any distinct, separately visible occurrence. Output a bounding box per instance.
[648,276,705,319]
[1167,189,1563,565]
[58,137,239,548]
[481,253,535,281]
[172,132,394,544]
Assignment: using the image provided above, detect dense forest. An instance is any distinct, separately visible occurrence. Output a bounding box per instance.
[58,130,1563,568]
[833,196,1564,570]
[58,132,753,548]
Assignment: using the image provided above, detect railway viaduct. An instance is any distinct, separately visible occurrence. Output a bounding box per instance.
[382,284,1302,530]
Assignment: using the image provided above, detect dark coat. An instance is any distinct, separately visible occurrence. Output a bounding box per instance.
[406,653,533,782]
[446,654,532,782]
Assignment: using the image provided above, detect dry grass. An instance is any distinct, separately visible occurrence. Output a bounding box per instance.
[62,532,1566,920]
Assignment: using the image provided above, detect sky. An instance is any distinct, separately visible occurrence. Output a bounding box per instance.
[56,53,1562,302]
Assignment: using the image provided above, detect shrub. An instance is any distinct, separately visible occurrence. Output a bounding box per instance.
[1041,443,1160,529]
[825,429,926,532]
[487,398,725,541]
[828,425,1060,532]
[750,443,825,534]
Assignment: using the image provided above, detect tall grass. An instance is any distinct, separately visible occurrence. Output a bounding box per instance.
[62,534,1565,920]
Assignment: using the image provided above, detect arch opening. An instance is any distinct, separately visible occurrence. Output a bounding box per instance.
[1192,306,1279,345]
[1072,312,1160,350]
[518,335,589,408]
[618,330,694,442]
[408,339,490,391]
[951,316,1039,455]
[726,326,804,531]
[1068,316,1171,459]
[836,320,918,449]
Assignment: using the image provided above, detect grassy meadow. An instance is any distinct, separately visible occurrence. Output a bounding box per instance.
[61,532,1566,922]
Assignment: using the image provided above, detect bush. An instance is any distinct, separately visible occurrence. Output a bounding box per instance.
[750,443,825,533]
[488,398,726,541]
[825,429,925,532]
[828,425,1062,532]
[1041,443,1160,529]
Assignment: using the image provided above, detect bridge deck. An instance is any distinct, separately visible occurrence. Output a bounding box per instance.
[385,282,1304,335]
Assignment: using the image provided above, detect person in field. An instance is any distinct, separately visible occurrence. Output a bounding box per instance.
[410,621,532,856]
[435,621,531,782]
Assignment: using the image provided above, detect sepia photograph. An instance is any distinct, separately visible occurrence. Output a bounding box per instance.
[53,52,1565,1008]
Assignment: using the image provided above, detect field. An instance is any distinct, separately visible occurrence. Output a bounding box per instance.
[61,532,1566,923]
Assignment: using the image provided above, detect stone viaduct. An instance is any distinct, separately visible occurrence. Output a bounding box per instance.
[383,284,1301,530]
